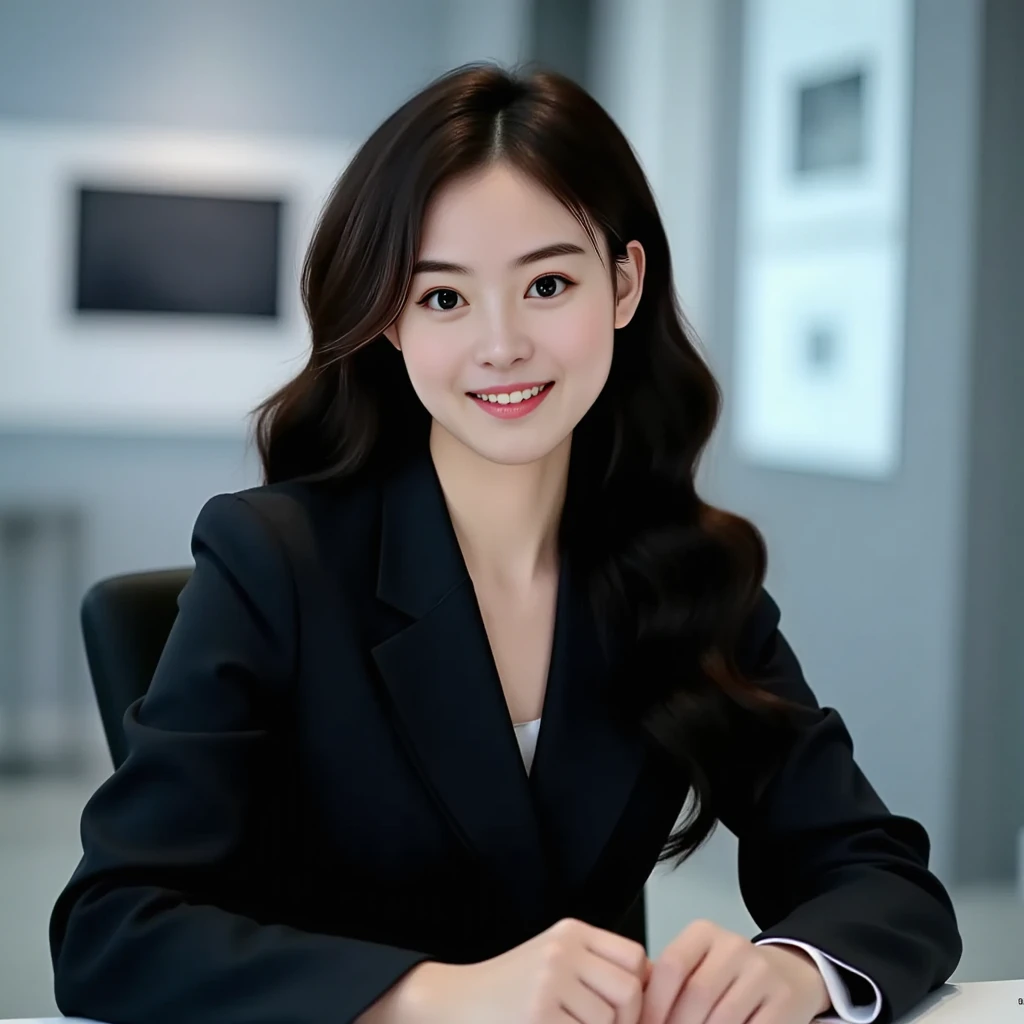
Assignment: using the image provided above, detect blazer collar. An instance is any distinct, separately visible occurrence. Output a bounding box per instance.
[371,450,648,932]
[375,451,468,619]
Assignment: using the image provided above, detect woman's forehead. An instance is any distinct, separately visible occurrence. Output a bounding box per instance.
[418,165,594,263]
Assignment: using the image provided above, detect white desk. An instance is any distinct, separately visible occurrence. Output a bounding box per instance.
[3,981,1022,1024]
[891,980,1022,1021]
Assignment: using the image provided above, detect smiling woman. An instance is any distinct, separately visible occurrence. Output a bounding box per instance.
[383,165,643,465]
[49,63,960,1024]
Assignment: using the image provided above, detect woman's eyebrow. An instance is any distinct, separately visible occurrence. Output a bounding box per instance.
[411,241,587,276]
[412,258,470,275]
[513,242,587,267]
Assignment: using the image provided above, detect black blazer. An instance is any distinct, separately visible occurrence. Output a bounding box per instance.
[50,452,961,1024]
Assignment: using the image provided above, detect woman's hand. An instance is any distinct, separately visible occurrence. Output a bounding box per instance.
[368,917,651,1024]
[639,920,831,1024]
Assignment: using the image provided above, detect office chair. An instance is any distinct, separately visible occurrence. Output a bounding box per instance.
[78,564,650,946]
[80,567,192,769]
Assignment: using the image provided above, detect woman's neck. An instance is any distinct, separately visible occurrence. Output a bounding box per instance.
[429,422,569,588]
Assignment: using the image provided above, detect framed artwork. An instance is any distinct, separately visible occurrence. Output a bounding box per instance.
[733,0,913,477]
[734,246,905,477]
[0,122,352,434]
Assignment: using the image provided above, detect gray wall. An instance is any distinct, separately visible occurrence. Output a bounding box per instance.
[0,0,538,764]
[0,0,453,586]
[710,0,1024,885]
[2,0,1019,883]
[526,0,594,87]
[0,0,462,743]
[954,0,1024,882]
[0,0,448,137]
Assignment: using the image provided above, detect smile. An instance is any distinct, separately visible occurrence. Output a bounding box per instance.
[469,382,551,404]
[466,382,554,419]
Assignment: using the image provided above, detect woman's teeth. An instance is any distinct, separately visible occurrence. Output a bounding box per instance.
[470,383,549,405]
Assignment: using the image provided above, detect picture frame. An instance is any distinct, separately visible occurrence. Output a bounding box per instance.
[732,0,913,479]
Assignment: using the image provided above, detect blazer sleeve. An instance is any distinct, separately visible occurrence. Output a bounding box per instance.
[50,493,430,1024]
[717,591,962,1024]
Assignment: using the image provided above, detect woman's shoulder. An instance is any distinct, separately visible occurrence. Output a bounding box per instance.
[734,588,783,671]
[236,471,379,528]
[192,471,383,581]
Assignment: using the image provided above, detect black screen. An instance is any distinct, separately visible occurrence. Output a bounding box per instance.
[75,187,282,317]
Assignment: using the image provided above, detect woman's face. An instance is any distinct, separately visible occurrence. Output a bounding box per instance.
[385,163,645,466]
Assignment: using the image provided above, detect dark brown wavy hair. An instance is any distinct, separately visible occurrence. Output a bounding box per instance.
[254,63,799,864]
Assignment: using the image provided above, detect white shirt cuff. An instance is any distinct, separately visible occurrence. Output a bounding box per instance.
[755,938,883,1023]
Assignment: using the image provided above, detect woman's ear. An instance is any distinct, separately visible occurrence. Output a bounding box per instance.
[614,240,646,329]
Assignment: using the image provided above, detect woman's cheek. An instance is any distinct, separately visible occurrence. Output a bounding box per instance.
[551,304,615,372]
[402,326,466,393]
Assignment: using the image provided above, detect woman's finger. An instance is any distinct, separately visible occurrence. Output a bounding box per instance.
[560,975,619,1024]
[641,922,716,1024]
[579,920,650,979]
[703,968,769,1024]
[577,950,644,1023]
[665,942,742,1024]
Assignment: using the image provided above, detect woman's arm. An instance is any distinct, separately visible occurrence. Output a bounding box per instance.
[50,493,430,1024]
[717,592,962,1024]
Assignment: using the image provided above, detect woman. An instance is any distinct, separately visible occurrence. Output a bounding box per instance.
[50,64,960,1024]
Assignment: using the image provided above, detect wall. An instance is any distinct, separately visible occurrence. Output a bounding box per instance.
[0,0,463,594]
[593,0,1006,887]
[590,0,718,339]
[0,0,519,748]
[708,0,985,885]
[954,0,1024,882]
[2,0,1017,885]
[0,0,448,138]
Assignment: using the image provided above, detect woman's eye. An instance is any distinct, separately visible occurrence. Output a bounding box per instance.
[527,274,570,299]
[421,289,465,311]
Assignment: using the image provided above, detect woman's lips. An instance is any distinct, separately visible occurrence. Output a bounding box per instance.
[466,382,554,419]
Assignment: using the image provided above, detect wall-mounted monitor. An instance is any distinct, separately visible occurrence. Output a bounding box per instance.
[74,187,283,317]
[0,122,350,432]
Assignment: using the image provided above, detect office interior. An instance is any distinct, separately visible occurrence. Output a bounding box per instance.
[0,0,1022,1017]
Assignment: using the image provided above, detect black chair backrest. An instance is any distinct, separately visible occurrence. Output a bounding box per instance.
[81,568,192,769]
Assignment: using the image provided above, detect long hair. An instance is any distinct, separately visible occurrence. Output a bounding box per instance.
[254,63,799,864]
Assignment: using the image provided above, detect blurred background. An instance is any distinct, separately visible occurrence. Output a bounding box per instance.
[0,0,1021,1016]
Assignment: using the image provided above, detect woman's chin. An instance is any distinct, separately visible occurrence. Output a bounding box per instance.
[446,431,568,468]
[428,411,574,467]
[469,442,563,467]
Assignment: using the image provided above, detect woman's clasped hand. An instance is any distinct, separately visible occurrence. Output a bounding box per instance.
[367,917,832,1024]
[641,919,832,1024]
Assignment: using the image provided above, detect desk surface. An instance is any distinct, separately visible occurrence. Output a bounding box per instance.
[890,979,1022,1021]
[4,980,1022,1024]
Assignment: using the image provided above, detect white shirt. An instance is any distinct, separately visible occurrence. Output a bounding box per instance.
[513,718,543,776]
[513,717,881,1024]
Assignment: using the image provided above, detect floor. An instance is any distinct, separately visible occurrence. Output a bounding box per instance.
[1,769,1022,1020]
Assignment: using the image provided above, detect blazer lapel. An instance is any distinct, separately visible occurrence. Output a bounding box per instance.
[370,453,553,933]
[529,557,649,899]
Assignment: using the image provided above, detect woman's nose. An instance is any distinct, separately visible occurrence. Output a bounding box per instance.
[473,311,534,369]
